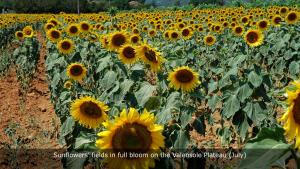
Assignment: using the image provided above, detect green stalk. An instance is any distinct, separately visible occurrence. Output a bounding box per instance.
[291,149,300,168]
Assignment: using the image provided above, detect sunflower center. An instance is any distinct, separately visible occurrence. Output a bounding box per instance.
[149,30,155,35]
[70,26,78,34]
[145,49,158,63]
[206,37,213,43]
[81,23,89,31]
[291,93,300,124]
[46,24,54,30]
[17,32,23,37]
[123,47,135,59]
[131,36,138,43]
[235,27,242,34]
[51,21,58,26]
[215,26,220,31]
[61,41,71,50]
[25,30,32,35]
[288,13,297,21]
[112,123,152,154]
[175,69,194,83]
[246,32,258,43]
[164,32,169,38]
[133,29,139,34]
[182,29,190,36]
[274,17,281,24]
[280,8,287,13]
[242,18,248,23]
[112,34,126,47]
[80,101,102,118]
[70,65,83,76]
[51,31,60,39]
[171,32,178,39]
[259,21,267,28]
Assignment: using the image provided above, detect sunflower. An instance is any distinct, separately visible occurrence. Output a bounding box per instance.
[130,34,140,44]
[67,24,80,36]
[22,26,34,38]
[163,30,170,40]
[47,29,61,42]
[241,16,250,25]
[257,19,269,31]
[279,7,288,16]
[15,31,24,40]
[44,23,55,31]
[71,96,109,129]
[118,44,138,65]
[79,21,91,33]
[64,80,73,90]
[233,25,244,36]
[136,44,165,72]
[100,35,110,49]
[57,39,74,55]
[47,18,60,27]
[89,32,100,43]
[272,15,282,27]
[108,32,129,51]
[66,63,87,81]
[279,81,300,150]
[169,30,180,40]
[213,24,223,34]
[204,34,216,46]
[181,27,193,40]
[95,108,165,169]
[168,66,200,92]
[285,11,299,25]
[148,29,156,37]
[244,29,264,47]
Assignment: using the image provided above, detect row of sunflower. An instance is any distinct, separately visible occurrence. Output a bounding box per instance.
[2,5,299,168]
[13,26,40,101]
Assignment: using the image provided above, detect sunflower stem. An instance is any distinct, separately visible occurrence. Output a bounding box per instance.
[180,157,184,169]
[291,149,300,168]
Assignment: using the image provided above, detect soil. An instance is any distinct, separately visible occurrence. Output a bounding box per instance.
[0,33,63,169]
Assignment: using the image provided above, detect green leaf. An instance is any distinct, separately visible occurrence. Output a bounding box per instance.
[144,96,161,111]
[243,102,253,119]
[192,115,205,135]
[207,95,221,111]
[239,127,290,169]
[180,111,192,128]
[222,95,240,119]
[60,117,75,137]
[156,92,181,124]
[63,152,87,169]
[283,33,291,43]
[134,83,156,107]
[174,129,189,151]
[101,71,117,90]
[208,81,218,93]
[249,126,286,143]
[248,71,262,88]
[237,83,253,102]
[74,137,93,150]
[289,61,299,75]
[239,139,290,169]
[231,55,247,67]
[96,56,110,73]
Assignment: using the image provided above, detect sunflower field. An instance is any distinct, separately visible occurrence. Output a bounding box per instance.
[1,4,300,169]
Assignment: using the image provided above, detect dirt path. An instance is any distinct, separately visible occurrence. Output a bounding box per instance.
[0,33,63,168]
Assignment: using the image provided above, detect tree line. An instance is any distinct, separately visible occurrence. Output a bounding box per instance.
[0,0,146,13]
